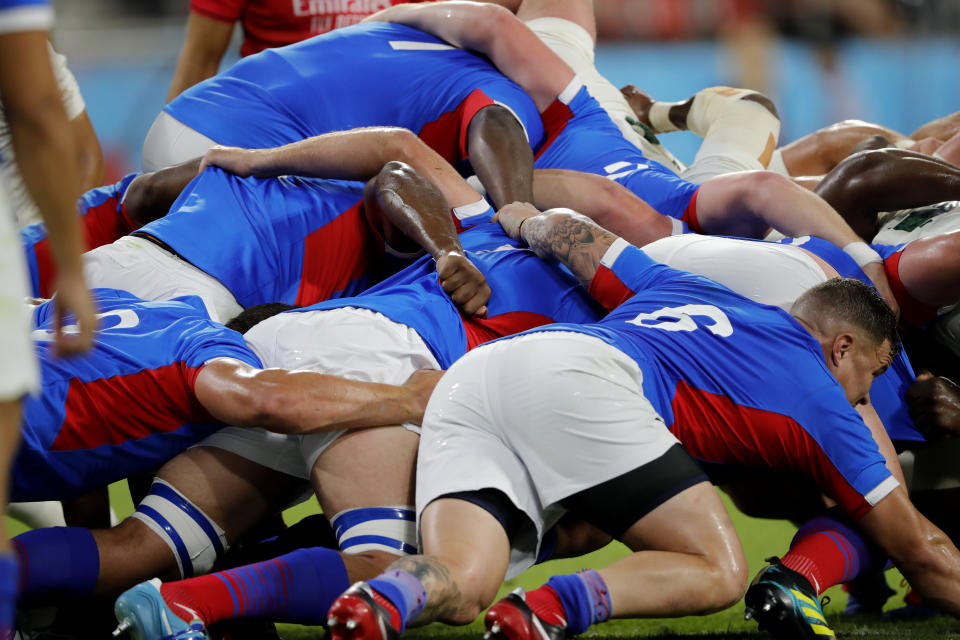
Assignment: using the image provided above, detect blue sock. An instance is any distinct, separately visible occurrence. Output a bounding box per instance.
[545,570,612,635]
[0,554,17,637]
[12,527,99,605]
[367,570,426,631]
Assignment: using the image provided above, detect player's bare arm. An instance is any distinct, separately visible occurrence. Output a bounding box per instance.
[814,147,960,239]
[366,160,491,317]
[0,29,95,355]
[122,157,203,227]
[858,485,960,616]
[906,373,960,437]
[911,110,960,143]
[533,169,674,245]
[166,11,234,102]
[201,127,481,208]
[364,1,573,111]
[193,358,443,434]
[500,203,618,288]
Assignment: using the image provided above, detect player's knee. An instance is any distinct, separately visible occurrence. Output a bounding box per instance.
[701,552,749,613]
[741,92,779,120]
[130,479,229,578]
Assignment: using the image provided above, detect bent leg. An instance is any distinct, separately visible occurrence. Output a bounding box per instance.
[598,481,746,617]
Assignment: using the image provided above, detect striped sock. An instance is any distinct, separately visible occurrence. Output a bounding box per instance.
[160,547,348,625]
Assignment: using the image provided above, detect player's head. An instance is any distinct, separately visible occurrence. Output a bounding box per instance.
[791,278,900,406]
[225,302,298,334]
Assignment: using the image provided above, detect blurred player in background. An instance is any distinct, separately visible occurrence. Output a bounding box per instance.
[0,0,96,632]
[0,43,103,228]
[166,0,524,101]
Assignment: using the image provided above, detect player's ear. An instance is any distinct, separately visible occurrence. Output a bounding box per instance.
[831,332,855,366]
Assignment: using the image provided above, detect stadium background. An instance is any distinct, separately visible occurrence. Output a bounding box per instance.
[22,0,960,637]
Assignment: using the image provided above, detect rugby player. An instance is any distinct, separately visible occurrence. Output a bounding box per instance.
[91,200,610,638]
[145,21,542,211]
[0,0,95,631]
[0,44,103,228]
[324,205,960,640]
[12,288,440,604]
[368,1,900,314]
[82,128,494,323]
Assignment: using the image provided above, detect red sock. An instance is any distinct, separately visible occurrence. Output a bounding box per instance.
[525,585,567,627]
[161,575,232,625]
[781,532,854,595]
[370,589,403,631]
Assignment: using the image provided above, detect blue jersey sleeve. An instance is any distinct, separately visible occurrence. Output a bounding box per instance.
[587,239,692,312]
[0,0,52,34]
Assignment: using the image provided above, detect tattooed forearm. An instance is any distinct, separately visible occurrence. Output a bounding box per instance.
[521,208,619,288]
[386,555,468,625]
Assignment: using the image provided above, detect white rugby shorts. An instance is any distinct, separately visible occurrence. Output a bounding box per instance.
[200,306,441,478]
[0,188,39,400]
[416,330,680,578]
[141,112,218,172]
[642,234,828,312]
[82,235,243,323]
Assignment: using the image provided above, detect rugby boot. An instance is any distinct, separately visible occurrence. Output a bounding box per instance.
[744,558,835,639]
[484,588,567,640]
[113,579,208,640]
[327,582,399,640]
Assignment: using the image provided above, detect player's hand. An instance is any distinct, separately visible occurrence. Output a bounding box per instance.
[620,84,654,129]
[861,262,900,319]
[50,271,96,356]
[200,145,260,177]
[494,201,539,240]
[907,137,944,156]
[436,250,490,318]
[906,372,960,438]
[402,369,445,425]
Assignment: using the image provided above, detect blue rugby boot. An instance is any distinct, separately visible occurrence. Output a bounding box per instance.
[113,579,208,640]
[744,558,835,639]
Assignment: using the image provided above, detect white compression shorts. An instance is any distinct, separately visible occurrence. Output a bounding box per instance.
[641,234,828,312]
[199,306,441,479]
[0,187,39,400]
[141,111,219,172]
[417,331,682,579]
[82,235,243,323]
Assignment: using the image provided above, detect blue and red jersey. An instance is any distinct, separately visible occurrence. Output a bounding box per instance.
[527,239,897,519]
[164,22,544,169]
[21,173,140,298]
[14,288,260,502]
[139,168,387,308]
[299,221,604,367]
[534,81,701,227]
[775,235,921,445]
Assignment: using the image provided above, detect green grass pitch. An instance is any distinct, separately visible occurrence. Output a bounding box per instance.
[8,483,957,638]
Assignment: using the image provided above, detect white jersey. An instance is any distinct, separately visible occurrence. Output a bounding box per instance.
[0,43,86,228]
[873,201,960,247]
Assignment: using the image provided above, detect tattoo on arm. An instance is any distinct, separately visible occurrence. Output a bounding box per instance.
[386,556,467,625]
[522,210,619,288]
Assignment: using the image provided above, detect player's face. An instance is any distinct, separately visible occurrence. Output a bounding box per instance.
[835,337,894,406]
